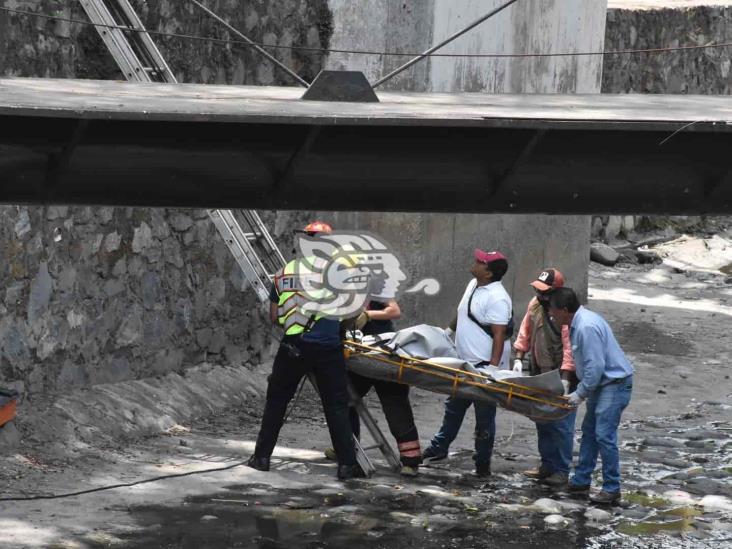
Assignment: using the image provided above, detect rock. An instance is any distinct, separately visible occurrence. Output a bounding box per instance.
[141,272,161,309]
[66,310,86,330]
[163,237,184,268]
[208,330,226,354]
[4,283,24,306]
[170,214,194,232]
[116,305,143,346]
[46,206,68,220]
[200,515,218,521]
[14,209,31,239]
[533,498,563,514]
[584,508,612,522]
[686,478,732,498]
[699,495,732,513]
[661,458,689,469]
[83,233,104,258]
[590,242,620,266]
[0,421,21,450]
[662,490,695,506]
[605,216,623,240]
[57,360,87,388]
[57,267,77,294]
[132,222,154,253]
[112,258,126,278]
[591,217,604,238]
[28,262,53,325]
[544,514,571,528]
[97,207,114,225]
[636,249,661,264]
[685,440,716,450]
[620,507,651,520]
[103,279,125,298]
[104,231,122,252]
[622,215,635,235]
[686,429,729,441]
[642,437,684,448]
[1,320,31,369]
[196,328,213,348]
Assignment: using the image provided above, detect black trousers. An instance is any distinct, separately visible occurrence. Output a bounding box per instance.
[253,338,356,466]
[348,372,421,467]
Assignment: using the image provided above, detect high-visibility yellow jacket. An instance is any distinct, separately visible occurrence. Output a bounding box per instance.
[273,259,323,336]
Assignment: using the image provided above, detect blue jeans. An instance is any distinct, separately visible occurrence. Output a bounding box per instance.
[536,410,577,475]
[429,397,496,466]
[571,376,633,492]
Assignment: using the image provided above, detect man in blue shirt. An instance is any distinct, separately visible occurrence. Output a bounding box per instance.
[548,288,634,505]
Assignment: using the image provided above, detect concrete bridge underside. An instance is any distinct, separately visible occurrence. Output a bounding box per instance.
[1,78,730,214]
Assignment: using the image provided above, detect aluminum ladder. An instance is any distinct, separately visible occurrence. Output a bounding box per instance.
[79,0,401,475]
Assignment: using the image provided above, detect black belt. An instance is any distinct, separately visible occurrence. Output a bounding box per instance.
[603,374,632,385]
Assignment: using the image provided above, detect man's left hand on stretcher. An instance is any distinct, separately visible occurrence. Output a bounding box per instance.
[567,391,584,406]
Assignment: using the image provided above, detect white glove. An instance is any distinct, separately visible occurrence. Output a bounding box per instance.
[567,391,584,406]
[512,359,523,374]
[561,380,570,395]
[444,327,455,341]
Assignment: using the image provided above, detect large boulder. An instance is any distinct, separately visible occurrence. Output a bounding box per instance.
[590,242,620,266]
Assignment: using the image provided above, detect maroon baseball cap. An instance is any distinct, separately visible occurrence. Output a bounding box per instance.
[474,249,507,264]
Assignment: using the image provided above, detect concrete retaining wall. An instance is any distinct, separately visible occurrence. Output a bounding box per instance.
[0,1,328,398]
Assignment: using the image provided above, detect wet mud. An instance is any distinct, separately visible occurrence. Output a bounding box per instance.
[92,405,732,549]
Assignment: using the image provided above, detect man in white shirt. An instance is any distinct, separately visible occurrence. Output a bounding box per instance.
[422,249,513,477]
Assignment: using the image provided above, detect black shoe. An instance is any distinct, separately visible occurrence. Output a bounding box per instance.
[590,490,621,505]
[337,463,366,480]
[476,462,492,477]
[246,455,270,472]
[422,446,448,464]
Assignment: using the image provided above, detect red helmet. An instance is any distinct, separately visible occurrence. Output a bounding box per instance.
[300,221,333,235]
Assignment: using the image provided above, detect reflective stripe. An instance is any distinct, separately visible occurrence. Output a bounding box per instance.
[275,259,322,335]
[397,440,421,457]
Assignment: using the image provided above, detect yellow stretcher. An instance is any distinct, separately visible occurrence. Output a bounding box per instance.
[344,340,574,422]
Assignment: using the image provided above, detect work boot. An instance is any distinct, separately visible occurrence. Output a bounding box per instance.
[566,483,591,497]
[246,455,270,472]
[541,471,569,487]
[323,447,337,461]
[421,446,448,464]
[475,462,492,478]
[337,463,366,480]
[399,465,419,477]
[523,465,552,480]
[590,490,621,505]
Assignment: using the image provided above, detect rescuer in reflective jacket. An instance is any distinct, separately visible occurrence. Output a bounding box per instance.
[247,221,363,480]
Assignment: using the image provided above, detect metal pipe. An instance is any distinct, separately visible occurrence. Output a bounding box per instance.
[189,0,310,88]
[371,0,522,89]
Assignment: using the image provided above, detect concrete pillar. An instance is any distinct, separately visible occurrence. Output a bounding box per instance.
[322,0,606,324]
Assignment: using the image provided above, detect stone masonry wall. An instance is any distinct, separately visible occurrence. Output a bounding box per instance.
[0,1,330,398]
[595,4,731,240]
